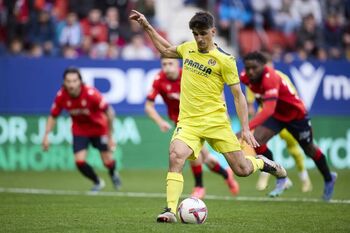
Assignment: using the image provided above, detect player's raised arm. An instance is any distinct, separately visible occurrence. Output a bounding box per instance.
[230,83,259,148]
[129,10,179,58]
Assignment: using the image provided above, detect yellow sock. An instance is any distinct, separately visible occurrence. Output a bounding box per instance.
[288,146,305,172]
[280,129,305,172]
[166,172,184,214]
[246,156,264,173]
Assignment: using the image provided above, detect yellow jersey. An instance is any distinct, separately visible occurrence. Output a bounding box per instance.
[176,41,239,121]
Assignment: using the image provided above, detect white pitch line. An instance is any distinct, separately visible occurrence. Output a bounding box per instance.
[0,187,349,204]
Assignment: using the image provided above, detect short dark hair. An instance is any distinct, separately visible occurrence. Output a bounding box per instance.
[63,67,82,81]
[243,51,267,64]
[189,11,214,30]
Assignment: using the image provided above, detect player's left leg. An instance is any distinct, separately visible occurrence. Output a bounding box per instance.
[279,129,312,192]
[201,146,239,195]
[92,136,121,190]
[286,117,336,201]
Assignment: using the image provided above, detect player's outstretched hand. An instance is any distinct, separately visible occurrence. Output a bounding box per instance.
[108,135,117,152]
[129,10,149,28]
[159,120,172,132]
[241,130,260,148]
[42,135,50,151]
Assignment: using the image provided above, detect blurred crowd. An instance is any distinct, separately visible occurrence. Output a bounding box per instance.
[214,0,350,62]
[1,0,350,62]
[0,0,161,59]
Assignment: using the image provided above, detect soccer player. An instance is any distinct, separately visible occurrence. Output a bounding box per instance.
[42,67,121,192]
[245,56,312,193]
[145,58,239,198]
[130,10,288,223]
[240,51,337,200]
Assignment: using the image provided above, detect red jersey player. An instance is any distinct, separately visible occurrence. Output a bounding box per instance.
[145,58,239,199]
[240,51,336,201]
[42,67,121,192]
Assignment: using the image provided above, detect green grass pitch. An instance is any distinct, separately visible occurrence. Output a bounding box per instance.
[1,169,349,233]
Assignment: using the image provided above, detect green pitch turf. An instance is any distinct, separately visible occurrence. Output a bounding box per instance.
[0,169,349,233]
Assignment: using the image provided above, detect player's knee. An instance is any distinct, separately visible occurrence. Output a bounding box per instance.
[301,144,315,157]
[169,150,186,165]
[75,160,86,168]
[239,168,251,177]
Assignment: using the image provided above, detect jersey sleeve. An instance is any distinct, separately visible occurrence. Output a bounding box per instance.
[89,87,109,111]
[176,41,194,58]
[147,76,160,101]
[222,56,239,85]
[50,90,63,117]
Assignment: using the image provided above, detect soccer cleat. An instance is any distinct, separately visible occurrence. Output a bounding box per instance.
[91,178,105,192]
[301,176,312,193]
[191,187,206,199]
[112,172,122,190]
[256,172,270,191]
[256,155,287,178]
[323,172,337,201]
[225,168,239,195]
[268,177,293,197]
[156,208,177,223]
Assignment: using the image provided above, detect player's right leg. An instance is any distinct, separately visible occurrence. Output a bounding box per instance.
[73,136,104,192]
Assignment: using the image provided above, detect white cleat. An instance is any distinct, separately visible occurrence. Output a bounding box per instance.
[256,155,287,178]
[156,208,177,223]
[91,178,105,193]
[299,171,313,192]
[269,177,293,197]
[256,172,270,191]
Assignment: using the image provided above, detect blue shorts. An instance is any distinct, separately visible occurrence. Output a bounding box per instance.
[73,135,109,153]
[262,116,313,147]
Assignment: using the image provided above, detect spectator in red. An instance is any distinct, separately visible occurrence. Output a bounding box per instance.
[80,8,108,44]
[34,0,68,21]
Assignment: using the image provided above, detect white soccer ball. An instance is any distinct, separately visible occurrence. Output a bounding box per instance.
[177,197,208,224]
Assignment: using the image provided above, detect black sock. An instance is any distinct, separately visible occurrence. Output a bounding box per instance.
[194,174,203,187]
[314,155,332,182]
[76,162,99,184]
[209,163,228,179]
[191,165,203,187]
[105,160,116,178]
[262,148,274,161]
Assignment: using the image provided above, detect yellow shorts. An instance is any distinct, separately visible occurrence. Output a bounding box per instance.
[171,116,241,160]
